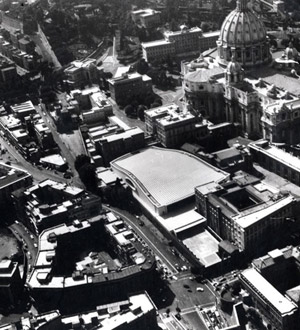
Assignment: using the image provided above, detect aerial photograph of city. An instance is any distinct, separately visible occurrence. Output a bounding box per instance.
[1,0,300,329]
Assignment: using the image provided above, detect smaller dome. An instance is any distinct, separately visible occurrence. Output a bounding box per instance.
[285,42,298,60]
[227,56,242,74]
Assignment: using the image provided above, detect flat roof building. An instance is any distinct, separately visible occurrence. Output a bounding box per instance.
[27,213,156,313]
[249,140,300,186]
[12,179,101,234]
[0,162,32,209]
[240,245,300,330]
[108,72,152,105]
[196,171,296,255]
[145,103,211,148]
[0,260,22,308]
[131,8,161,28]
[142,26,219,63]
[10,101,36,121]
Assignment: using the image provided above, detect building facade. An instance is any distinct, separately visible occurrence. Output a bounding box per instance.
[108,72,152,105]
[195,172,296,255]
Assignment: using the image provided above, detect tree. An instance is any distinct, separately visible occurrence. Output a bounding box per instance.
[124,104,135,117]
[75,154,91,172]
[78,163,97,192]
[136,59,149,75]
[137,105,147,121]
[201,22,210,33]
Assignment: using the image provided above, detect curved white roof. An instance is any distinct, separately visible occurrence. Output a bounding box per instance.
[111,147,228,207]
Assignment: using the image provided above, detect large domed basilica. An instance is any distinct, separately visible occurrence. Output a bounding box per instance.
[182,0,300,144]
[217,0,272,68]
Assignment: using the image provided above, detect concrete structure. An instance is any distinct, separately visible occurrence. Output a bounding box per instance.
[142,26,219,63]
[108,72,152,105]
[249,140,300,185]
[34,121,55,150]
[0,162,32,209]
[240,245,300,330]
[11,101,36,121]
[12,179,101,234]
[0,260,22,308]
[96,127,145,166]
[111,146,228,218]
[39,154,67,171]
[131,8,161,28]
[144,103,211,148]
[27,213,156,313]
[195,171,296,255]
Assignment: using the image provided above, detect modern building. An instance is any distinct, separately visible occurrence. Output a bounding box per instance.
[96,127,145,166]
[12,179,101,234]
[10,101,36,121]
[240,245,300,330]
[27,213,156,313]
[249,140,300,185]
[0,260,22,308]
[34,121,55,150]
[83,117,145,166]
[144,103,211,148]
[0,162,32,209]
[111,146,228,222]
[111,147,230,272]
[142,26,219,63]
[39,154,67,172]
[108,71,152,105]
[195,171,296,255]
[131,8,161,28]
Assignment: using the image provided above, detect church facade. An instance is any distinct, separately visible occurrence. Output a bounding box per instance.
[183,0,300,142]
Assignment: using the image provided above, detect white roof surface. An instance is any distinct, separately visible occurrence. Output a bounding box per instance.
[242,268,297,315]
[112,147,228,207]
[234,194,294,229]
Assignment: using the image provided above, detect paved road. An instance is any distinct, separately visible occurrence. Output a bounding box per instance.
[0,135,72,184]
[36,103,83,187]
[104,205,178,273]
[9,222,38,273]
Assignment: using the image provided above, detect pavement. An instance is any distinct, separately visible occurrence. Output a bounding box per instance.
[153,86,184,109]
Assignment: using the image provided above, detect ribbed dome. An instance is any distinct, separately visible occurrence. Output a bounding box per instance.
[217,0,271,68]
[219,8,266,47]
